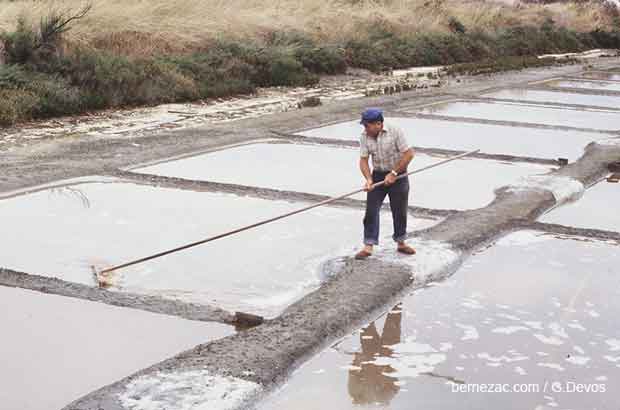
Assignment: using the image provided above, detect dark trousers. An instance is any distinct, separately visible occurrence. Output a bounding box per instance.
[363,170,410,245]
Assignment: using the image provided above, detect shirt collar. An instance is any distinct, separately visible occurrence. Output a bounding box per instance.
[364,128,387,138]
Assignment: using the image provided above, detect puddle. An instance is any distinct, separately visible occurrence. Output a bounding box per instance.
[541,177,620,232]
[415,100,620,131]
[134,143,552,210]
[259,231,620,410]
[580,72,620,81]
[483,89,620,109]
[0,178,436,316]
[0,286,233,410]
[546,79,620,92]
[299,117,599,160]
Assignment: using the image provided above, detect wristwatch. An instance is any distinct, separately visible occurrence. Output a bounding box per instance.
[390,170,398,177]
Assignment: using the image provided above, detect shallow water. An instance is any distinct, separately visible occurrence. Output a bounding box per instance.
[259,231,620,410]
[579,72,620,81]
[134,143,552,210]
[0,178,435,316]
[415,100,620,131]
[547,79,620,92]
[299,117,600,160]
[541,177,620,232]
[483,89,620,109]
[0,286,233,410]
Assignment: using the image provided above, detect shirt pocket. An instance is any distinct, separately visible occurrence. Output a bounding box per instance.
[367,141,378,156]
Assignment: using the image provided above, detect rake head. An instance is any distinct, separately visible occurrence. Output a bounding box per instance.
[91,265,114,289]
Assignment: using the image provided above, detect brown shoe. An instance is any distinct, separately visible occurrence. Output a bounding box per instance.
[397,245,416,255]
[355,250,373,260]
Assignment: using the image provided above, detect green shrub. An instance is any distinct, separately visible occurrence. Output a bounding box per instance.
[27,74,82,117]
[0,64,81,117]
[586,28,620,49]
[2,16,37,65]
[445,55,566,76]
[249,46,318,86]
[63,49,198,108]
[448,16,466,34]
[165,47,256,99]
[0,63,33,88]
[0,88,38,126]
[263,31,346,75]
[294,45,346,75]
[2,6,91,71]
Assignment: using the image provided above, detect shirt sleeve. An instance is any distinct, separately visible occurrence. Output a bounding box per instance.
[360,133,369,158]
[395,127,409,153]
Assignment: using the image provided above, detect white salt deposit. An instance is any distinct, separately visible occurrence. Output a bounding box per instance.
[495,231,549,246]
[574,346,586,355]
[606,339,620,351]
[439,342,453,352]
[597,137,620,146]
[537,363,565,371]
[534,334,565,346]
[492,326,530,335]
[374,352,447,379]
[515,366,527,376]
[376,238,462,284]
[549,323,569,339]
[477,353,529,364]
[119,369,261,410]
[565,356,591,366]
[455,324,480,341]
[567,322,587,331]
[525,321,544,330]
[504,174,585,207]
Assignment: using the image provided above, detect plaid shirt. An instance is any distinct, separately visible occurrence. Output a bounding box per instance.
[360,125,410,172]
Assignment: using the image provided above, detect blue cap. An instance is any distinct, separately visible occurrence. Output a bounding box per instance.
[360,108,384,125]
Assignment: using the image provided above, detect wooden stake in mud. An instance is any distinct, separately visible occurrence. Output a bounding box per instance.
[92,149,480,283]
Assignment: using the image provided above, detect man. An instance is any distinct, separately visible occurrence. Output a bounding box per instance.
[356,108,416,260]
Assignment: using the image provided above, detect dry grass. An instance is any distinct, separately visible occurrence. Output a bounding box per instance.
[0,0,617,56]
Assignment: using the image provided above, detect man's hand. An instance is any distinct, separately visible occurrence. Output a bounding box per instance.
[384,173,397,186]
[364,178,375,192]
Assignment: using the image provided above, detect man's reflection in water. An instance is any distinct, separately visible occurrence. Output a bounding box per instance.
[348,305,402,406]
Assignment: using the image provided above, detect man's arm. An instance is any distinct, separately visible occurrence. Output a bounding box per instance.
[393,148,415,174]
[360,156,374,191]
[385,148,414,186]
[385,128,414,185]
[359,132,374,191]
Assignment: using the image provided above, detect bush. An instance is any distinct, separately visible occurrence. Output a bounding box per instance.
[445,55,566,76]
[2,6,91,71]
[264,31,347,75]
[586,28,620,49]
[343,24,620,73]
[63,49,198,108]
[0,63,33,88]
[166,48,256,99]
[27,74,82,117]
[448,17,466,34]
[2,16,37,65]
[294,45,346,75]
[0,88,38,126]
[249,46,318,87]
[0,64,82,117]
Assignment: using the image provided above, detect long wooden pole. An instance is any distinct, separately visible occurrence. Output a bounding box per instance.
[97,149,480,275]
